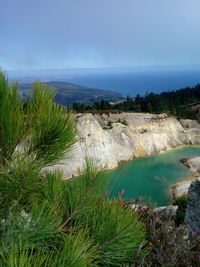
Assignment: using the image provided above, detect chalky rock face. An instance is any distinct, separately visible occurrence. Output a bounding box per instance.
[171,157,200,199]
[181,157,200,174]
[185,178,200,235]
[49,113,200,179]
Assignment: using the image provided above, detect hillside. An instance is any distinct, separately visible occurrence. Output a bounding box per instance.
[72,83,200,119]
[19,81,122,105]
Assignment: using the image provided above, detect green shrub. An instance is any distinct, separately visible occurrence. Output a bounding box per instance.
[173,196,188,225]
[107,120,113,129]
[138,204,200,266]
[121,119,128,126]
[116,118,128,126]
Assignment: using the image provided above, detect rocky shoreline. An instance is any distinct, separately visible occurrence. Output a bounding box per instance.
[181,157,200,174]
[171,157,200,199]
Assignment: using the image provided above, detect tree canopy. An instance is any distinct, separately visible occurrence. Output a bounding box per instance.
[72,84,200,118]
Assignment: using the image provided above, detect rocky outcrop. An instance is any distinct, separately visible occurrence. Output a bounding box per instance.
[181,157,200,174]
[49,113,200,179]
[155,205,178,219]
[171,157,200,199]
[179,119,200,131]
[132,204,178,219]
[171,180,193,199]
[185,178,200,235]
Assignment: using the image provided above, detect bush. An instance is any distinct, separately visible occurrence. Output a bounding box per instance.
[137,204,200,266]
[107,120,113,129]
[173,196,188,225]
[121,119,128,126]
[117,118,128,126]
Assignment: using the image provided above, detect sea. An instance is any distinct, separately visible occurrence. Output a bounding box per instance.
[8,67,200,97]
[69,69,200,97]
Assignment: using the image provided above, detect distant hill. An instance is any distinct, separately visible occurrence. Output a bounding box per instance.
[19,81,123,105]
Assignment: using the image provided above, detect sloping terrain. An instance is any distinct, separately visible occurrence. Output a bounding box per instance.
[19,81,122,105]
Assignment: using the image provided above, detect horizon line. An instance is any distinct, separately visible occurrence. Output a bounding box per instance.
[6,63,200,73]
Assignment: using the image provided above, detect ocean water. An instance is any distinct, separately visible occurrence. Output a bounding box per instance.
[68,69,200,97]
[107,146,200,206]
[10,67,200,98]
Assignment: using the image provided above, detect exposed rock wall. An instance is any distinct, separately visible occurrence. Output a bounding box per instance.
[49,113,200,179]
[185,178,200,235]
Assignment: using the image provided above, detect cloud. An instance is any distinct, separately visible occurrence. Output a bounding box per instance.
[1,0,200,70]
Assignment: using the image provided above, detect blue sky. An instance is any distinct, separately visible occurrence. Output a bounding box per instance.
[1,0,200,70]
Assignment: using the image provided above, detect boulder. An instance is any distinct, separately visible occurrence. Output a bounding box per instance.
[185,178,200,235]
[155,205,178,219]
[132,204,178,220]
[171,181,192,199]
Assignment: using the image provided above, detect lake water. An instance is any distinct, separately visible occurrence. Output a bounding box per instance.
[107,146,200,206]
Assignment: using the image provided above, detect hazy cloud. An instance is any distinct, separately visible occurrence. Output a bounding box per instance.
[1,0,200,70]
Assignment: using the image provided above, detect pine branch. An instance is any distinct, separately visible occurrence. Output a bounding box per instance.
[61,177,97,229]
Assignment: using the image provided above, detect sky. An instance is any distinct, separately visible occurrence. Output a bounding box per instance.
[1,0,200,71]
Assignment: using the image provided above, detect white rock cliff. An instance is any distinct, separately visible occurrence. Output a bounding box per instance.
[172,156,200,199]
[48,113,200,179]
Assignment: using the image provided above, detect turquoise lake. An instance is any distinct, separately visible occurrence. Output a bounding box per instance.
[107,146,200,206]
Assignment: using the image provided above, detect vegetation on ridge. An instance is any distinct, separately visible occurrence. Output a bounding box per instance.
[72,84,200,118]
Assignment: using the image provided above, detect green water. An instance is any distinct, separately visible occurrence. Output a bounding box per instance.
[107,146,200,206]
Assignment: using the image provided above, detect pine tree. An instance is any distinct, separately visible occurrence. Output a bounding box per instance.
[0,71,146,266]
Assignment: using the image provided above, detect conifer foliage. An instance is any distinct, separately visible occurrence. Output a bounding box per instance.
[0,71,146,266]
